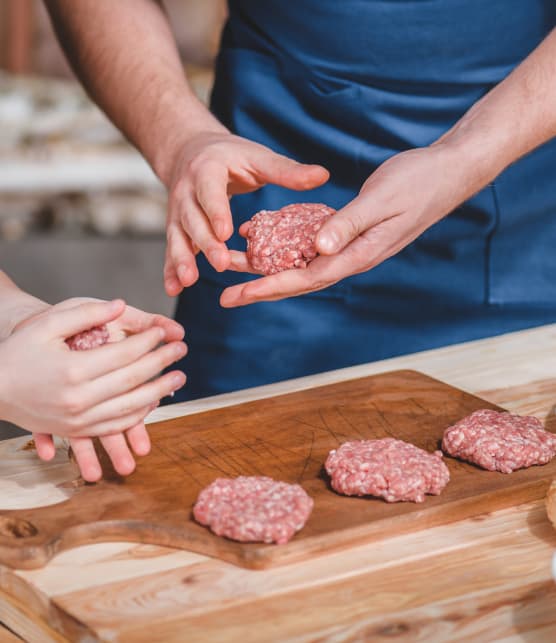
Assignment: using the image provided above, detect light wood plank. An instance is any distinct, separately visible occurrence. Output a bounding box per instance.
[0,589,68,643]
[87,520,556,642]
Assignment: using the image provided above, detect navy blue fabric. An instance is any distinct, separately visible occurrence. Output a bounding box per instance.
[172,2,556,401]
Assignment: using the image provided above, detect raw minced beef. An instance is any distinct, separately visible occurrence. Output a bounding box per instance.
[325,438,450,503]
[442,408,556,473]
[66,325,109,351]
[245,202,335,275]
[193,476,314,544]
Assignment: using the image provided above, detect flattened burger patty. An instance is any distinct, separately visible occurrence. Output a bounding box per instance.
[442,409,556,473]
[325,438,450,503]
[66,325,109,351]
[193,476,314,544]
[245,202,335,275]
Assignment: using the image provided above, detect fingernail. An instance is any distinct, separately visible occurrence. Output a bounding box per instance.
[177,265,189,284]
[172,373,184,388]
[174,343,186,357]
[319,231,340,253]
[216,220,228,240]
[109,299,123,311]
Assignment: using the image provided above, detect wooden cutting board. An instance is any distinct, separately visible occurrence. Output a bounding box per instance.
[1,369,555,571]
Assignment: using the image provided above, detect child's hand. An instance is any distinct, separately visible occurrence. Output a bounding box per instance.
[1,299,186,481]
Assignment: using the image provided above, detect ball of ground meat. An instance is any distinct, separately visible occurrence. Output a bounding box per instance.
[66,325,109,351]
[442,409,556,473]
[193,476,314,544]
[325,438,450,503]
[245,203,336,275]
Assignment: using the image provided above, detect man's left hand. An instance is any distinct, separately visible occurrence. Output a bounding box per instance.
[221,144,475,307]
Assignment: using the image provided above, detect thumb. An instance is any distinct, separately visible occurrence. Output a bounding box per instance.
[49,299,125,339]
[254,150,329,191]
[316,200,371,255]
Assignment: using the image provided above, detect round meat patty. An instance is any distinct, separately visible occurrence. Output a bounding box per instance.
[442,409,556,473]
[66,325,109,351]
[245,202,336,275]
[325,438,450,503]
[193,476,314,544]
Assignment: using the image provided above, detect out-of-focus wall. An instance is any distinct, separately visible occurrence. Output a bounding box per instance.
[0,0,228,316]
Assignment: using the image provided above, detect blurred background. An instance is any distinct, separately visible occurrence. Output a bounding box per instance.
[0,0,227,438]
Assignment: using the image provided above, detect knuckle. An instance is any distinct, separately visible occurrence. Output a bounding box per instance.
[120,405,134,418]
[155,351,173,371]
[123,371,144,391]
[64,394,86,417]
[65,409,85,429]
[122,360,148,391]
[343,215,363,240]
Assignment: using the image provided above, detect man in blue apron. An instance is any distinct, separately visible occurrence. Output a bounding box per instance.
[46,1,556,401]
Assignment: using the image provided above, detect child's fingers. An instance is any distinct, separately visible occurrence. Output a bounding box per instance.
[74,371,186,430]
[99,433,136,477]
[48,300,125,340]
[74,326,166,380]
[33,433,56,461]
[73,404,156,439]
[125,421,152,457]
[69,437,102,482]
[77,341,186,408]
[116,306,185,342]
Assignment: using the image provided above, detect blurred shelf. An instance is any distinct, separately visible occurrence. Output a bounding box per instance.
[0,151,161,194]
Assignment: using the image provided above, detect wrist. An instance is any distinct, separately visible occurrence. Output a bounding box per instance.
[148,91,229,187]
[431,98,521,196]
[430,127,511,203]
[0,293,49,340]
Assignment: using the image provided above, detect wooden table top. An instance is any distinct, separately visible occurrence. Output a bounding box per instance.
[1,324,556,642]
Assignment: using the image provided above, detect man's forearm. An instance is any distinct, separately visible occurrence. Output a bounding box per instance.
[44,0,227,186]
[0,272,47,340]
[435,28,556,193]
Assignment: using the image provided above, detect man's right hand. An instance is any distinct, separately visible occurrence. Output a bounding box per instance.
[163,131,329,296]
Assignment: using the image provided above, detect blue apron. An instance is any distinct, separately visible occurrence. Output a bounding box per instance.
[173,1,556,401]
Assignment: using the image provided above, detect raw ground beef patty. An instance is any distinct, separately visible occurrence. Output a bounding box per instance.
[193,476,314,544]
[325,438,450,503]
[66,325,109,351]
[245,202,335,275]
[442,409,556,473]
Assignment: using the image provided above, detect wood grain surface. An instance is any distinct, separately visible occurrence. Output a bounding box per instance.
[2,369,555,572]
[0,623,21,642]
[0,324,555,642]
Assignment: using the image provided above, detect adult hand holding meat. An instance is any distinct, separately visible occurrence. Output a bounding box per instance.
[222,27,556,307]
[43,0,327,297]
[221,144,478,306]
[0,299,186,481]
[163,131,329,296]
